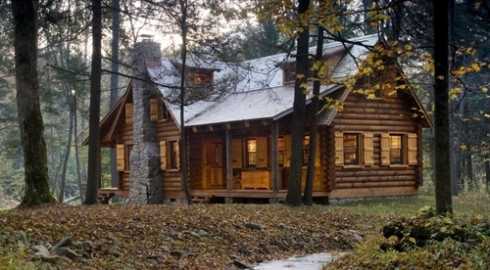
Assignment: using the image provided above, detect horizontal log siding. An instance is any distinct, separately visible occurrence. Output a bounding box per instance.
[111,108,184,199]
[155,119,183,196]
[331,93,420,198]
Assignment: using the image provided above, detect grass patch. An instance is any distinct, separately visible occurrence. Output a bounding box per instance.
[326,195,490,270]
[330,191,490,219]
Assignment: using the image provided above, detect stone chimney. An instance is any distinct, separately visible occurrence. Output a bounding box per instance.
[128,37,164,204]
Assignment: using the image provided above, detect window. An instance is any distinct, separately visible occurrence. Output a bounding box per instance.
[344,133,360,165]
[246,139,257,168]
[278,137,285,166]
[169,141,179,169]
[303,135,310,165]
[390,134,404,164]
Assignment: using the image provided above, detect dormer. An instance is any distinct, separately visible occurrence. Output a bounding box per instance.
[187,67,214,87]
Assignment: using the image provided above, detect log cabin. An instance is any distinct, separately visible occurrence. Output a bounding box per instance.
[95,34,432,203]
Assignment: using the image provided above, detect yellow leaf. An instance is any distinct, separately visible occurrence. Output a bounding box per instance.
[449,87,463,99]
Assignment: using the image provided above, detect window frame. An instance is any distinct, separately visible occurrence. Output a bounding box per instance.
[277,136,285,167]
[389,134,405,165]
[303,135,310,166]
[246,138,257,168]
[343,133,362,166]
[167,140,180,170]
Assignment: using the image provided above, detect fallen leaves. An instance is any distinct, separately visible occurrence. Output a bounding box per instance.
[0,204,369,270]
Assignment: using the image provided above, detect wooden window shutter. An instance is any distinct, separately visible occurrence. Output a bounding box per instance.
[381,133,390,166]
[232,139,243,168]
[116,144,125,171]
[125,103,133,124]
[335,131,344,166]
[408,133,418,165]
[363,133,374,166]
[175,140,181,170]
[256,137,268,168]
[150,98,159,121]
[160,140,167,170]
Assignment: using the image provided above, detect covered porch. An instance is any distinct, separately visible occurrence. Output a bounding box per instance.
[188,119,329,199]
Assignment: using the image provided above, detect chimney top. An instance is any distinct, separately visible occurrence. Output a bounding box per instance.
[132,37,162,70]
[140,34,154,42]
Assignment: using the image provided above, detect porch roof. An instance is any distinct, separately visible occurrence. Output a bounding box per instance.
[179,84,341,127]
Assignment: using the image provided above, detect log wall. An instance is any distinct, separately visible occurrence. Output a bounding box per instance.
[330,93,422,199]
[113,100,185,199]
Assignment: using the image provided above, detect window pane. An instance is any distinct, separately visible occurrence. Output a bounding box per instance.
[390,135,403,164]
[169,141,178,169]
[303,135,310,165]
[344,134,359,165]
[247,139,257,167]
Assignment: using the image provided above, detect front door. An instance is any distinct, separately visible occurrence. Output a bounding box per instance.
[203,140,225,189]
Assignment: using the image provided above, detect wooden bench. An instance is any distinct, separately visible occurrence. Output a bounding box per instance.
[241,170,270,189]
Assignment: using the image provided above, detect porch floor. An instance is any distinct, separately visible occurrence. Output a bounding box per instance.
[191,189,330,199]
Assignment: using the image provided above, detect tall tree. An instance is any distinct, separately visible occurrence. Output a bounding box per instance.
[110,0,121,188]
[58,89,75,202]
[304,25,324,206]
[12,0,55,206]
[286,0,310,206]
[178,0,191,204]
[85,0,103,204]
[73,92,84,202]
[433,0,453,214]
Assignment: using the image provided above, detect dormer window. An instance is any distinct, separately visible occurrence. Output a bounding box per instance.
[189,69,213,87]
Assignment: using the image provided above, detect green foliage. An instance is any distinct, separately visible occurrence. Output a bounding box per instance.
[327,212,490,270]
[0,250,37,270]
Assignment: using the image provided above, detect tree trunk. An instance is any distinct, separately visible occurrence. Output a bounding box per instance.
[485,160,490,192]
[73,94,84,202]
[286,0,310,206]
[304,25,323,206]
[179,0,191,204]
[433,0,453,215]
[110,0,120,188]
[85,0,103,205]
[58,92,75,203]
[12,0,55,206]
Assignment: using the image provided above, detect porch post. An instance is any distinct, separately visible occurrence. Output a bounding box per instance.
[225,129,233,192]
[271,121,280,193]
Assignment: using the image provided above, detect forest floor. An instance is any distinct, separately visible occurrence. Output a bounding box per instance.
[0,192,489,270]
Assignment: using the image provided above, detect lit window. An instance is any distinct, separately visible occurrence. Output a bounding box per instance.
[303,135,310,165]
[344,133,360,165]
[390,135,404,164]
[247,139,257,167]
[278,137,285,166]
